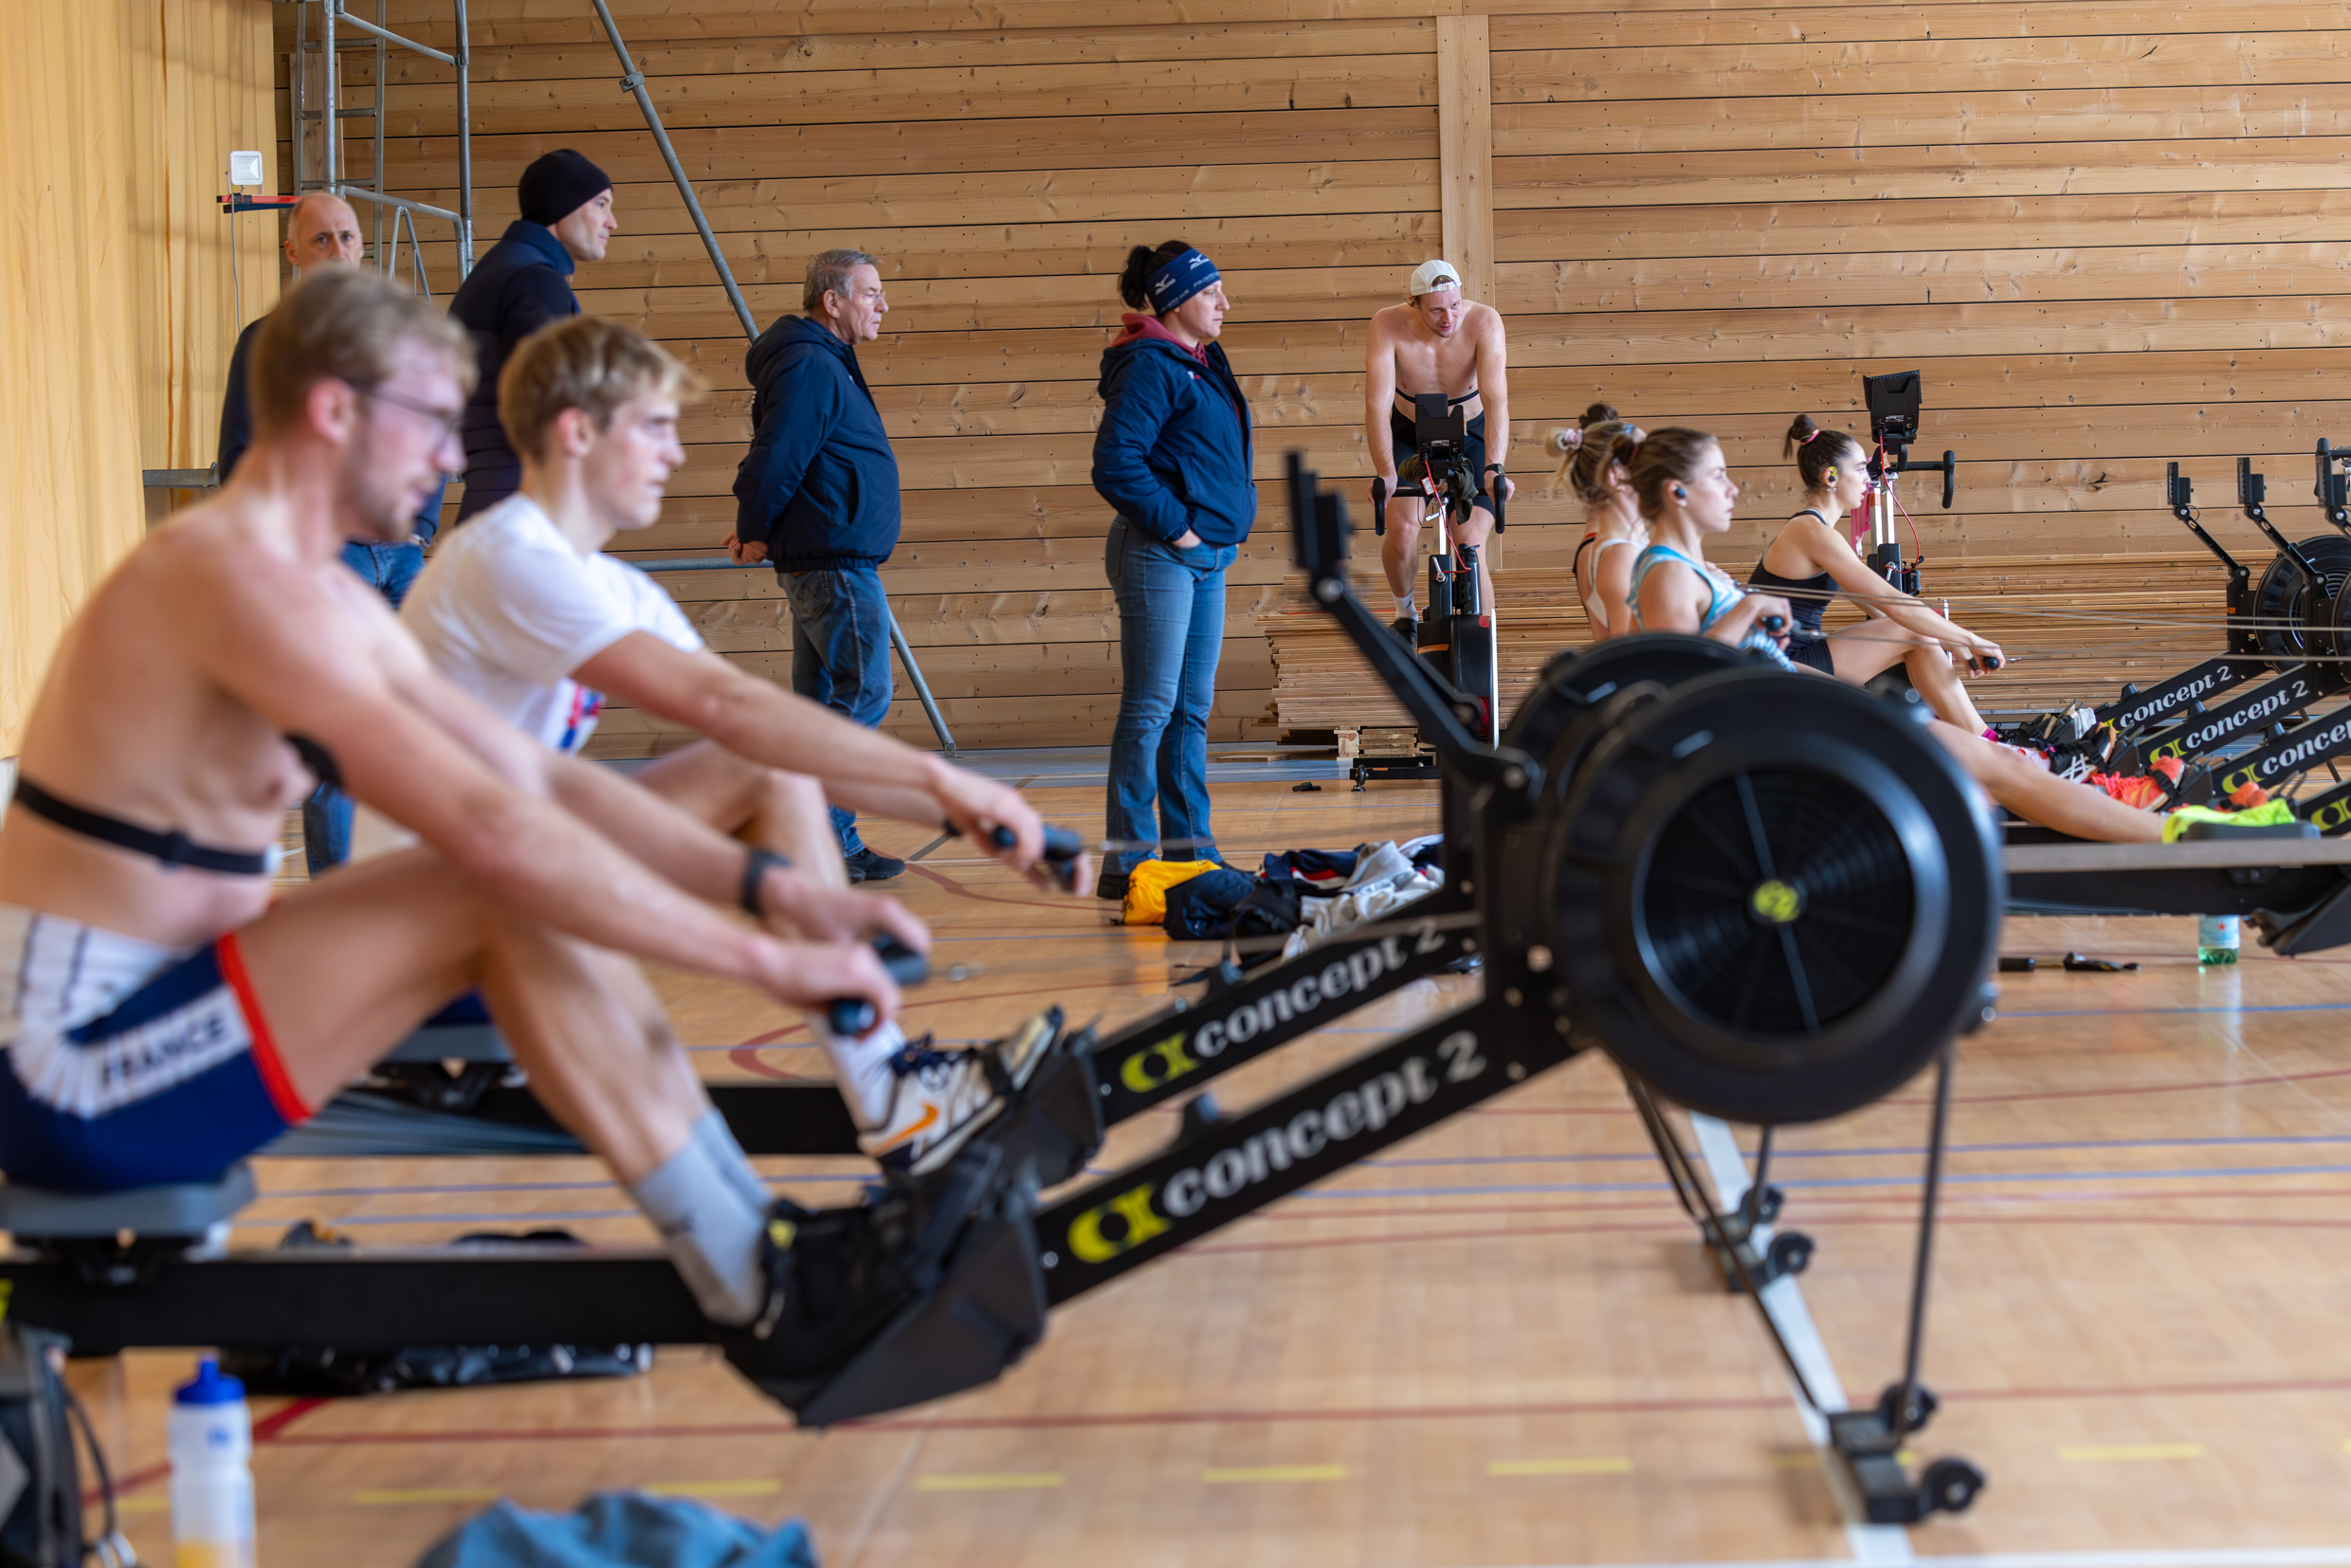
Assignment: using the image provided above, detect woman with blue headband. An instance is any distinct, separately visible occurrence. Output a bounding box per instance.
[1089,241,1254,902]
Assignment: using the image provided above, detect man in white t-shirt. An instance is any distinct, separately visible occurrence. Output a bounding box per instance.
[402,316,1091,1177]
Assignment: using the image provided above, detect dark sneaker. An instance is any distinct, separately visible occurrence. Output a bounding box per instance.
[720,1194,920,1403]
[845,847,905,883]
[1390,612,1418,643]
[1095,869,1129,902]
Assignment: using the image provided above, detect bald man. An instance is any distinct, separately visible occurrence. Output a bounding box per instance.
[217,191,442,869]
[219,192,362,483]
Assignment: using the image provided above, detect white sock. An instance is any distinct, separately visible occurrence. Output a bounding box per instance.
[627,1110,771,1325]
[1394,593,1416,617]
[811,1016,907,1129]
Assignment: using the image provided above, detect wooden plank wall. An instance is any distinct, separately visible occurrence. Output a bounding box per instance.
[366,0,1449,753]
[1487,0,2351,630]
[345,0,2351,750]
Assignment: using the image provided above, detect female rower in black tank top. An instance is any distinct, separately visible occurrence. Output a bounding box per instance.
[1752,413,2007,736]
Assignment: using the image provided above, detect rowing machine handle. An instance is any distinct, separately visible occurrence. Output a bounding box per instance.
[1490,468,1506,533]
[826,934,933,1037]
[988,823,1084,891]
[1940,451,1956,510]
[1372,476,1387,536]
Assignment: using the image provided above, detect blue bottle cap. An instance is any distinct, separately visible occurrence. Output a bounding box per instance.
[173,1356,246,1406]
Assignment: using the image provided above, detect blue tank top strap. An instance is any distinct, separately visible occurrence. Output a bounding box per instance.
[1630,543,1797,671]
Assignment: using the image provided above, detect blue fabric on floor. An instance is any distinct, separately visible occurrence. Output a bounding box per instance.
[414,1493,820,1568]
[1161,866,1256,938]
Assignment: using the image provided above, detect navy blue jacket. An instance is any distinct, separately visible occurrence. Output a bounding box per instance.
[1091,318,1254,547]
[732,315,902,569]
[447,220,577,521]
[217,317,262,482]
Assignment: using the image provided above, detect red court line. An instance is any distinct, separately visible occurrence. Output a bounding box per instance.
[98,1395,330,1502]
[737,978,1155,1050]
[907,863,1108,915]
[264,1371,2351,1447]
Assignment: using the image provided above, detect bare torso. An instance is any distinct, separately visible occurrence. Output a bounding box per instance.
[1369,301,1499,423]
[0,497,417,948]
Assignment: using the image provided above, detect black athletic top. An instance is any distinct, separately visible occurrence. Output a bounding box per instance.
[1749,510,1837,640]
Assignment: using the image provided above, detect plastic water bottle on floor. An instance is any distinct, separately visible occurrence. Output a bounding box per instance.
[2197,914,2241,966]
[171,1357,255,1568]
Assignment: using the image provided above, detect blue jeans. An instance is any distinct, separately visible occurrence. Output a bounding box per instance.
[304,540,426,874]
[783,564,894,856]
[1104,519,1234,879]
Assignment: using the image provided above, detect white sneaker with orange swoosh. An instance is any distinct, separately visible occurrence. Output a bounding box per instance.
[857,1011,1063,1178]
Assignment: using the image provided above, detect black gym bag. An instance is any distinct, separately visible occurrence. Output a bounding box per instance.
[0,1321,128,1568]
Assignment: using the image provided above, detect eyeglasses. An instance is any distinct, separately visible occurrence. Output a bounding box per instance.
[353,382,465,445]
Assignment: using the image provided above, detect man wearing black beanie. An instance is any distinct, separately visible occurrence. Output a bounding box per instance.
[444,148,617,522]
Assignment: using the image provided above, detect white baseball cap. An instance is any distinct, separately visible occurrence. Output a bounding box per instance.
[1409,259,1463,297]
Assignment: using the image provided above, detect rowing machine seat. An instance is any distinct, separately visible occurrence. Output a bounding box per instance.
[0,1162,254,1239]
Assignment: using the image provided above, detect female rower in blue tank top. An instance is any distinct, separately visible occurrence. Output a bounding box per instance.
[1750,413,2007,736]
[1620,427,2163,844]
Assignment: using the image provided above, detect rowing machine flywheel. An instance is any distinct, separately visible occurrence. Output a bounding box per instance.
[1547,672,2003,1123]
[2252,535,2351,663]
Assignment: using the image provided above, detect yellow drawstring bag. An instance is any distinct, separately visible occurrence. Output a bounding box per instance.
[1120,859,1223,925]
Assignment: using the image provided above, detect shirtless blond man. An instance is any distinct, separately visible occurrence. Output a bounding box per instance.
[0,269,969,1363]
[1365,260,1516,637]
[395,314,1089,1176]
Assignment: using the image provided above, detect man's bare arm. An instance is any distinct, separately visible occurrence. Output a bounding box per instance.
[574,632,1065,877]
[1364,315,1400,485]
[1479,308,1513,498]
[191,559,900,1013]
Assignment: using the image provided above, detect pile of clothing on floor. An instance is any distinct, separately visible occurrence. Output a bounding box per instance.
[1119,836,1444,952]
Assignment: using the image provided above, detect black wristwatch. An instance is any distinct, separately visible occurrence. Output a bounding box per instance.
[740,847,791,917]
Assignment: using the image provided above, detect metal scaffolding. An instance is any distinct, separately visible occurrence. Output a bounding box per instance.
[290,0,473,297]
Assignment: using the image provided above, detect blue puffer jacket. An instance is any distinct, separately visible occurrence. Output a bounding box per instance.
[1091,315,1254,546]
[732,315,902,569]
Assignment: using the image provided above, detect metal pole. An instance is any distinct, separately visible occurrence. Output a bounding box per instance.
[453,0,473,277]
[624,558,958,756]
[583,0,756,342]
[322,0,337,187]
[372,0,387,268]
[888,613,957,757]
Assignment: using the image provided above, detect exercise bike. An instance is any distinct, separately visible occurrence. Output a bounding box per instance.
[1368,392,1504,778]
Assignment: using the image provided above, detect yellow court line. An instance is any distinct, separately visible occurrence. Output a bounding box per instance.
[1486,1457,1634,1477]
[1202,1464,1348,1484]
[113,1496,167,1514]
[354,1487,504,1506]
[918,1472,1066,1492]
[644,1480,781,1499]
[2057,1444,2205,1463]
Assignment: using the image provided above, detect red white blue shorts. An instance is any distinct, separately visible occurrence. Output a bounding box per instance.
[0,905,310,1192]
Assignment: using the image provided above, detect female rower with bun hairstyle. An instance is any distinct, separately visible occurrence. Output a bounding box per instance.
[1558,402,1648,642]
[1621,427,2169,843]
[1750,413,2007,735]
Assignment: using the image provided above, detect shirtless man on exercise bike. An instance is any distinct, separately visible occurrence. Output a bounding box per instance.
[0,270,1063,1383]
[1365,260,1515,639]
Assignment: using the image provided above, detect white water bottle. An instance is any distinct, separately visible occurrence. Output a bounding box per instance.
[170,1357,255,1568]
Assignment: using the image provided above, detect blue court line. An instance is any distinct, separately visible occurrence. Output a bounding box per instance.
[1359,1133,2351,1169]
[2002,1000,2351,1019]
[248,1162,2351,1224]
[258,1133,2351,1204]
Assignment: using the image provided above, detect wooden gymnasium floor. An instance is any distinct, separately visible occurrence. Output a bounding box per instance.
[60,768,2351,1567]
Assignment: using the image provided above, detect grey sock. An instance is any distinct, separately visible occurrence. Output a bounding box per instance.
[628,1110,771,1326]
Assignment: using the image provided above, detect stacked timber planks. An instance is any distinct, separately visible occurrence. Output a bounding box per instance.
[1265,553,2252,740]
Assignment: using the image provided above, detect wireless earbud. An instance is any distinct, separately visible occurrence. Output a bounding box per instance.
[1671,483,1688,501]
[1823,466,1838,483]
